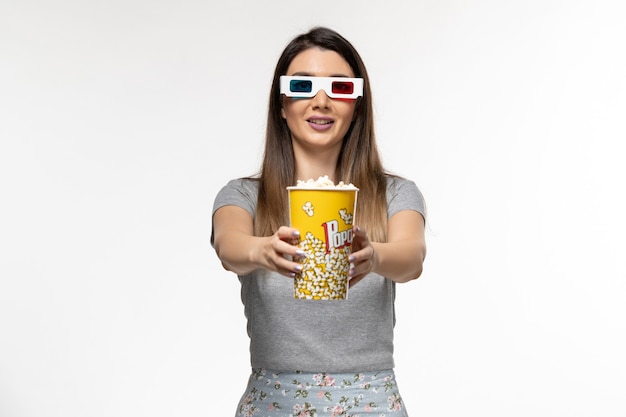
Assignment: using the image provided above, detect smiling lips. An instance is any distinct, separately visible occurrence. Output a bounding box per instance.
[307,117,334,131]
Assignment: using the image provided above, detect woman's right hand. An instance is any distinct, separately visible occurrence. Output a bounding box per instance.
[213,205,304,277]
[257,226,305,278]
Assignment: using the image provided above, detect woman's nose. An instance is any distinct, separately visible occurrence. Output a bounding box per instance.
[310,89,330,108]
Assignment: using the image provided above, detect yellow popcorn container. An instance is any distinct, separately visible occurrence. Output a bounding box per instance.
[287,186,358,300]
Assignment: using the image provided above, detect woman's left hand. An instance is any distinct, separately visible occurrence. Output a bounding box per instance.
[347,226,376,287]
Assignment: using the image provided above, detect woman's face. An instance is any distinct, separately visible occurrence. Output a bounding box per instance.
[281,48,358,155]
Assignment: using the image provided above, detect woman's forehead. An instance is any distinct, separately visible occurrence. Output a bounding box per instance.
[286,48,354,78]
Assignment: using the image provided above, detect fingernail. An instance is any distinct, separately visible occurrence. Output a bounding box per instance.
[294,264,303,272]
[354,226,360,232]
[348,255,355,262]
[292,230,300,237]
[348,268,354,277]
[295,249,306,256]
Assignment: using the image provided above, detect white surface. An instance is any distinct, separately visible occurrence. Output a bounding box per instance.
[1,0,625,416]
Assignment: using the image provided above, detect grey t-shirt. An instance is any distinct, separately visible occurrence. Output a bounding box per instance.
[211,176,425,372]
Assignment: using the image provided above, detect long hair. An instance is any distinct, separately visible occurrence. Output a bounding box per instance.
[254,26,390,242]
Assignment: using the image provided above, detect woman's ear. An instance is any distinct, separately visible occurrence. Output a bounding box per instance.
[280,95,287,119]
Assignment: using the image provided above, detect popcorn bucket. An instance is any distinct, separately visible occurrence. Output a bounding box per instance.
[287,187,358,300]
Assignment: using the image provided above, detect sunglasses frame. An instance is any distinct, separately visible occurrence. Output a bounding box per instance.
[279,76,364,99]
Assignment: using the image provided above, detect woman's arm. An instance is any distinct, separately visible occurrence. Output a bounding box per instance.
[212,205,304,277]
[349,210,426,285]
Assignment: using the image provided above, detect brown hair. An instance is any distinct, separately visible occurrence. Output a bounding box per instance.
[253,26,391,242]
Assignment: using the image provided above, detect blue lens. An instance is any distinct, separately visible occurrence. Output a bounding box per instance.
[290,80,313,93]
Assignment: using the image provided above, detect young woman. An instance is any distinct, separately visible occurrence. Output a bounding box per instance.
[212,26,426,416]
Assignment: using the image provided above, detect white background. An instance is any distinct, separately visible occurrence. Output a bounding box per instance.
[1,0,625,416]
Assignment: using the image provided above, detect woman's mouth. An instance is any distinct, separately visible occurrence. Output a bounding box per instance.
[307,118,334,130]
[309,119,332,125]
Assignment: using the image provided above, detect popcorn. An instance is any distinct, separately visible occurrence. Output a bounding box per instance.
[287,179,358,300]
[294,232,351,300]
[295,175,358,189]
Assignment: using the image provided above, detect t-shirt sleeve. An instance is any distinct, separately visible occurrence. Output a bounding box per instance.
[212,179,257,217]
[386,177,426,221]
[211,178,258,246]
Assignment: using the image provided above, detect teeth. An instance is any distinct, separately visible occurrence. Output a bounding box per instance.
[310,119,332,125]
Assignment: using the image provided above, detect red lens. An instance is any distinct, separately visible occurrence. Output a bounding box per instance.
[331,81,354,95]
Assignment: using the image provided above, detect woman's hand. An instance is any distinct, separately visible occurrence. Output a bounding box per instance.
[347,210,426,285]
[258,226,305,278]
[213,206,303,277]
[347,226,377,287]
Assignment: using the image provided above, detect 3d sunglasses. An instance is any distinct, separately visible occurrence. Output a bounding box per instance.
[280,76,364,99]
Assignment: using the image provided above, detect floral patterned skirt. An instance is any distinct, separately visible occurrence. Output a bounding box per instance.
[235,368,409,417]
